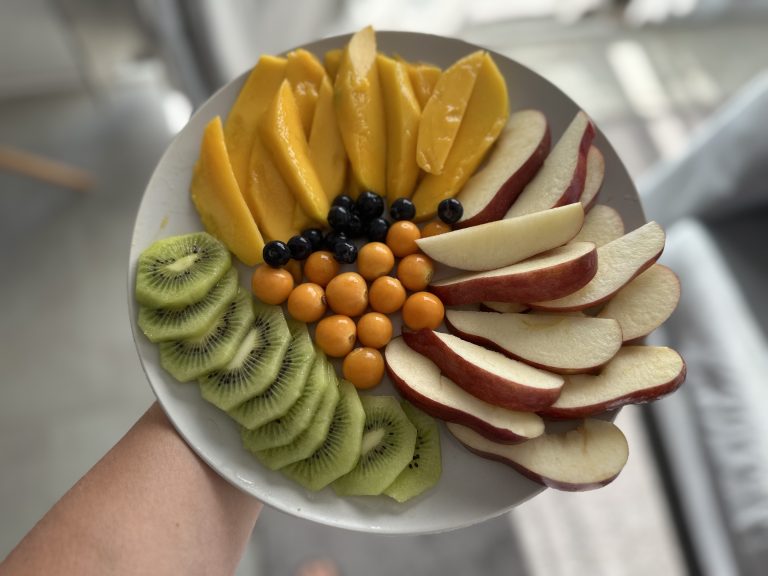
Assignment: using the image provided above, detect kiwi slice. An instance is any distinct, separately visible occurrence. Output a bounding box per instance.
[159,289,253,382]
[135,232,231,309]
[281,380,365,491]
[138,267,238,343]
[198,300,291,411]
[384,401,442,503]
[332,396,417,496]
[249,360,340,471]
[227,320,315,429]
[241,351,333,452]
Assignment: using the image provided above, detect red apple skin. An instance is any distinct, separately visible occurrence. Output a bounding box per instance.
[429,246,597,305]
[529,245,665,312]
[402,330,561,411]
[454,129,551,230]
[385,363,537,444]
[556,120,596,208]
[538,361,687,419]
[454,443,623,491]
[580,146,605,212]
[443,315,608,375]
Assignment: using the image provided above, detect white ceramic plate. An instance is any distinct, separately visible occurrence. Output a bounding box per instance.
[128,31,644,534]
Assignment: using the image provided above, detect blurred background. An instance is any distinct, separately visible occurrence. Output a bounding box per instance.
[1,0,767,574]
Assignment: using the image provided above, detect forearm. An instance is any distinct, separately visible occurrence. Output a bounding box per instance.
[1,403,262,576]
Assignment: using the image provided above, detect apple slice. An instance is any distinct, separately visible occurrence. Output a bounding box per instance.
[571,204,625,247]
[539,346,686,418]
[454,110,550,229]
[579,146,605,211]
[597,264,681,342]
[481,302,528,314]
[416,203,584,272]
[531,221,665,311]
[385,337,544,443]
[401,330,563,411]
[429,242,596,305]
[504,111,595,218]
[444,309,622,374]
[447,418,629,491]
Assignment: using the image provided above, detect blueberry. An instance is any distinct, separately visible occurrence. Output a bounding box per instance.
[263,240,291,267]
[390,197,416,221]
[287,235,313,260]
[437,198,463,224]
[333,240,358,264]
[301,228,324,251]
[366,217,390,243]
[332,194,355,211]
[356,190,384,220]
[347,212,364,238]
[328,205,352,232]
[323,230,347,251]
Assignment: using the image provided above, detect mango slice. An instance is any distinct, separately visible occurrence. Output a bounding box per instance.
[324,49,342,81]
[261,80,330,224]
[334,26,387,196]
[286,49,326,136]
[223,55,286,195]
[309,75,347,201]
[247,134,308,242]
[416,50,485,175]
[377,54,421,203]
[191,117,265,265]
[406,62,442,109]
[412,53,509,221]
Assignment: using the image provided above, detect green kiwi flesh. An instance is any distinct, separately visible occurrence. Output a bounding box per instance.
[159,289,253,382]
[384,401,442,503]
[138,266,238,343]
[227,320,315,429]
[241,351,333,452]
[332,396,417,496]
[281,380,364,491]
[199,299,291,411]
[135,232,231,309]
[249,360,340,470]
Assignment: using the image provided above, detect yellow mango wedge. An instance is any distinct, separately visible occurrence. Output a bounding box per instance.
[247,135,309,242]
[324,49,342,81]
[225,55,308,241]
[334,26,387,196]
[286,49,326,136]
[223,55,286,195]
[406,62,442,109]
[191,117,265,265]
[412,53,509,221]
[416,50,485,175]
[261,80,330,224]
[309,75,347,201]
[377,54,421,203]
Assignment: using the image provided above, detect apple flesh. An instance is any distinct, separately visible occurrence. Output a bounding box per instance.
[429,241,596,305]
[385,337,544,443]
[444,309,622,375]
[454,110,550,229]
[579,146,605,211]
[416,203,585,272]
[504,111,595,218]
[531,221,665,311]
[597,264,681,342]
[571,204,625,248]
[447,418,629,491]
[401,329,563,411]
[539,346,686,418]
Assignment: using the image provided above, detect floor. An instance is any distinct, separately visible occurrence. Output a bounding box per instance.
[2,3,768,575]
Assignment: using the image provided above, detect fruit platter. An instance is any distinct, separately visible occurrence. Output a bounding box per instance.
[128,29,685,534]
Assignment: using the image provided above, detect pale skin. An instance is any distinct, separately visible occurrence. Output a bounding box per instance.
[0,403,263,576]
